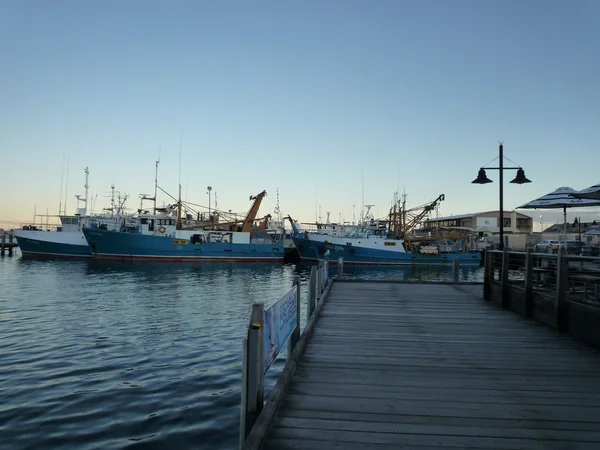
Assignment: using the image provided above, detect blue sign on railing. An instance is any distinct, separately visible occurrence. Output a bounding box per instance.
[264,287,297,372]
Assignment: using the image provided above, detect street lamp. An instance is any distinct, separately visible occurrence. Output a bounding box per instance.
[207,186,212,218]
[472,143,531,250]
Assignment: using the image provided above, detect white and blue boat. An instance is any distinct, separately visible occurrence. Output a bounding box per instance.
[14,168,129,258]
[286,193,481,266]
[82,190,285,262]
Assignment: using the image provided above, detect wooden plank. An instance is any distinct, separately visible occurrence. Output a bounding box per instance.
[286,383,600,406]
[264,438,485,450]
[255,281,600,449]
[268,427,600,449]
[278,408,600,432]
[274,416,600,442]
[280,393,600,422]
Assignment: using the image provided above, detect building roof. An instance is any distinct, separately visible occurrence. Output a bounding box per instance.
[542,222,600,233]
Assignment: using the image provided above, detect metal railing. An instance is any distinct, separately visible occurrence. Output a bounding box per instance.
[485,249,600,306]
[483,249,600,344]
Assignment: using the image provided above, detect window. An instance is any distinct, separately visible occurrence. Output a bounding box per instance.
[503,218,511,227]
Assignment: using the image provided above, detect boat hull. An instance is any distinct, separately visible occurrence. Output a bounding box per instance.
[292,236,481,266]
[83,228,285,262]
[13,230,92,258]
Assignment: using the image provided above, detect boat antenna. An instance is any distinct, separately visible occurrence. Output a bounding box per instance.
[314,185,317,223]
[58,153,65,216]
[83,167,89,215]
[111,185,115,215]
[178,132,183,190]
[64,157,69,214]
[275,188,281,222]
[361,161,364,224]
[154,156,160,215]
[177,182,182,229]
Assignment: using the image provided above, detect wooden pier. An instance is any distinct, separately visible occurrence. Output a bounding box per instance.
[1,233,18,256]
[242,276,600,449]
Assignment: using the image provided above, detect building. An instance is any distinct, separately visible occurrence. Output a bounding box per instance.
[542,221,600,245]
[422,211,534,249]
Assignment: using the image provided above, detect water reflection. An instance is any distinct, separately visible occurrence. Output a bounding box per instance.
[2,257,482,449]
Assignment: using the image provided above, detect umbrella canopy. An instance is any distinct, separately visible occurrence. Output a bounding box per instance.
[518,186,600,242]
[570,182,600,200]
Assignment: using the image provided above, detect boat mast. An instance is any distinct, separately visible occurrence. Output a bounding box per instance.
[84,167,89,215]
[177,183,182,230]
[76,167,90,216]
[154,158,159,215]
[58,153,65,216]
[111,185,116,216]
[64,158,69,214]
[402,191,407,239]
[275,188,281,222]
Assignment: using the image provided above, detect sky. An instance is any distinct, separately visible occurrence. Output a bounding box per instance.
[1,0,599,231]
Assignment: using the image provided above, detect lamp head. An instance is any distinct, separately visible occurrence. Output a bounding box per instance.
[472,168,493,184]
[510,168,531,184]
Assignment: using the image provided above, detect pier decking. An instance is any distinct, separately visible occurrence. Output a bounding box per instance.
[246,281,600,449]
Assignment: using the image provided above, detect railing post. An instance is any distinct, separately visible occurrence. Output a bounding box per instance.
[501,248,509,308]
[337,257,343,278]
[452,259,460,283]
[317,261,323,300]
[555,250,569,332]
[288,276,301,359]
[307,266,317,319]
[239,337,249,450]
[241,302,265,446]
[483,250,491,301]
[524,248,534,318]
[1,234,5,256]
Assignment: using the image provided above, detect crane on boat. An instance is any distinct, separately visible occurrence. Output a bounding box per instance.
[240,190,267,232]
[388,194,445,239]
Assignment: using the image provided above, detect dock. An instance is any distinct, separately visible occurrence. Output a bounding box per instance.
[241,253,600,449]
[1,233,18,256]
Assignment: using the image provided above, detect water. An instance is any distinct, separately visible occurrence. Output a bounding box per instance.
[0,254,483,450]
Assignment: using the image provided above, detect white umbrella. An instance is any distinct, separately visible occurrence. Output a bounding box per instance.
[518,186,600,243]
[570,182,600,200]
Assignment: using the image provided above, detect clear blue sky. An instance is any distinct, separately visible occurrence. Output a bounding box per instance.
[1,0,599,229]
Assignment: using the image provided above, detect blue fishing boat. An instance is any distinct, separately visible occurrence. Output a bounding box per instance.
[82,190,285,262]
[286,193,481,266]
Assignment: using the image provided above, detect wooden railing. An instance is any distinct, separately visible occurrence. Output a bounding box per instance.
[483,248,600,346]
[239,259,331,450]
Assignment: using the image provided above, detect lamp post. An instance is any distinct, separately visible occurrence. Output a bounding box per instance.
[207,186,212,219]
[472,143,531,250]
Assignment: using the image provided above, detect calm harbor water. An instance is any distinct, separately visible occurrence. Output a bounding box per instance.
[1,252,483,450]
